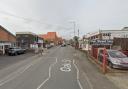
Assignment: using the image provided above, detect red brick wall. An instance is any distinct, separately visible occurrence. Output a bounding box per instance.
[39,32,60,45]
[0,28,16,42]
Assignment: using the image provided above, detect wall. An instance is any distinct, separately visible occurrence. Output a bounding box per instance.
[16,34,35,48]
[0,27,16,42]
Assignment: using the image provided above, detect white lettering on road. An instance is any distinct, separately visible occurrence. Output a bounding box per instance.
[60,59,72,72]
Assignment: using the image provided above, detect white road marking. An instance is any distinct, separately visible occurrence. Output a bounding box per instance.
[36,57,58,89]
[73,60,83,89]
[60,66,71,72]
[62,59,71,63]
[0,57,42,87]
[73,59,93,89]
[83,72,93,89]
[60,59,72,72]
[63,63,71,68]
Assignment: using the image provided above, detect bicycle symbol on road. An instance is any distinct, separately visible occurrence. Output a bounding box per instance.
[60,59,72,72]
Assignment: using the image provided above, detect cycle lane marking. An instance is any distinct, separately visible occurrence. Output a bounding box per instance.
[36,57,58,89]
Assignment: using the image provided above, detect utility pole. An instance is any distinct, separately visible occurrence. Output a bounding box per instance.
[73,22,76,37]
[68,21,76,37]
[78,29,79,38]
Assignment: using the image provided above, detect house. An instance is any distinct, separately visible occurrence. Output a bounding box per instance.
[0,25,16,55]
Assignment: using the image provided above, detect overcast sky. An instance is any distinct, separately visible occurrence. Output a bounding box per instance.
[0,0,128,39]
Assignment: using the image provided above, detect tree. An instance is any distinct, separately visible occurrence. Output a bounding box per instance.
[44,40,49,44]
[73,36,79,49]
[73,36,79,43]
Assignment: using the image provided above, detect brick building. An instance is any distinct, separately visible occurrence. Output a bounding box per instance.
[0,25,16,55]
[39,32,63,45]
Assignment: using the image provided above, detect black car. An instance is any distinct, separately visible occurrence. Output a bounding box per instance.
[61,44,66,47]
[6,47,26,56]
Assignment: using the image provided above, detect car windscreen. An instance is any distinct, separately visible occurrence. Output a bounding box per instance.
[108,51,127,58]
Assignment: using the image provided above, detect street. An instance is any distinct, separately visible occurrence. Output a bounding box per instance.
[0,46,119,89]
[0,53,35,70]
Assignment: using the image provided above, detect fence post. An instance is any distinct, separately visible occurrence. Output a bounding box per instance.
[102,48,107,74]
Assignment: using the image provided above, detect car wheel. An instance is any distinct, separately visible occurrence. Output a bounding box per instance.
[15,52,18,56]
[108,61,114,68]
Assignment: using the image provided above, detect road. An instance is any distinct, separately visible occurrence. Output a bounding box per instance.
[0,53,35,70]
[0,46,119,89]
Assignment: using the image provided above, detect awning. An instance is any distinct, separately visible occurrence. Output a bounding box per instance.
[0,43,11,46]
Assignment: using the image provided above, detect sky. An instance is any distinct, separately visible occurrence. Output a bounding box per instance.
[0,0,128,39]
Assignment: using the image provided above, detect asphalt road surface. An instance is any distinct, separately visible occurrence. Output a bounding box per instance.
[0,53,35,70]
[0,46,119,89]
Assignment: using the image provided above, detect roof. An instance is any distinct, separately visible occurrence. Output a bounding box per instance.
[16,32,36,35]
[86,29,128,38]
[47,32,57,38]
[122,27,128,30]
[39,34,48,39]
[0,25,16,38]
[39,32,58,40]
[99,30,128,33]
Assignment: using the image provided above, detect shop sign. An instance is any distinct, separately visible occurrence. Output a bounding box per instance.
[90,39,113,45]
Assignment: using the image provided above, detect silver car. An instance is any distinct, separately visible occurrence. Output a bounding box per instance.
[99,49,128,69]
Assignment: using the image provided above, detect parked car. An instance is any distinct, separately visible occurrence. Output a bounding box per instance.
[46,44,53,49]
[98,49,128,69]
[61,44,66,47]
[6,47,26,56]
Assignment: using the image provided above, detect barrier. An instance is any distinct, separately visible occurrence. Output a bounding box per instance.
[87,47,108,74]
[102,48,108,74]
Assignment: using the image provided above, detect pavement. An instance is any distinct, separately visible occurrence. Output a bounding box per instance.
[106,72,128,89]
[0,46,120,89]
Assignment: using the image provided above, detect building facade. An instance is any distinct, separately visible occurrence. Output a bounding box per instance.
[0,25,16,55]
[86,28,128,40]
[39,32,62,45]
[84,27,128,50]
[16,32,43,49]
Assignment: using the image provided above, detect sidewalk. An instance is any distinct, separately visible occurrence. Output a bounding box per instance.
[78,49,128,89]
[106,72,128,89]
[74,49,120,89]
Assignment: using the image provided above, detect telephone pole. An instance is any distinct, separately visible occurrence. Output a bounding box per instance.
[78,29,79,38]
[73,22,76,37]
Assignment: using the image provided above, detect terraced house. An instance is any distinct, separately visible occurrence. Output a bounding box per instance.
[0,25,16,55]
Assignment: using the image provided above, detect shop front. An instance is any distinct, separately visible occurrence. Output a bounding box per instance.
[0,42,12,55]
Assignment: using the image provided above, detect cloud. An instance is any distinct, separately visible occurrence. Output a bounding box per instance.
[0,0,128,38]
